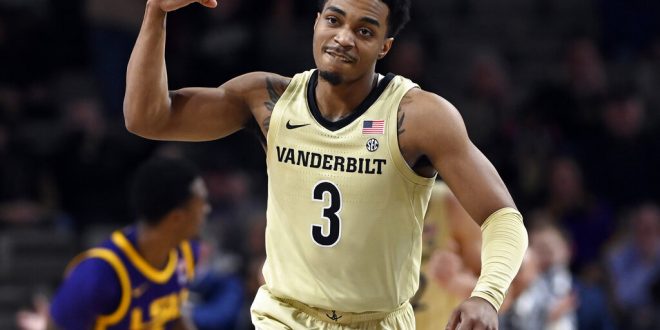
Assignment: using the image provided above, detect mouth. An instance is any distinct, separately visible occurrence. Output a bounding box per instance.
[323,47,355,63]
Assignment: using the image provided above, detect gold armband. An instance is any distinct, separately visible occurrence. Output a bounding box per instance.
[470,207,528,311]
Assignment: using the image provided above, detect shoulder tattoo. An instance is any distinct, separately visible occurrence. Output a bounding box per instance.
[397,94,414,136]
[263,77,288,131]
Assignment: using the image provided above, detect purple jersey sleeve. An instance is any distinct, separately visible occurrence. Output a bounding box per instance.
[50,257,122,330]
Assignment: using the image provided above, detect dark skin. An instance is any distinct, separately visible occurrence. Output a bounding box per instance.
[124,0,517,328]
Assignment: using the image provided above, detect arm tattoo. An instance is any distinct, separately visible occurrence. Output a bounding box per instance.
[397,106,406,136]
[263,77,286,131]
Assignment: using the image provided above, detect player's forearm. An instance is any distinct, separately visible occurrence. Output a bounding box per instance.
[470,208,528,311]
[124,2,171,137]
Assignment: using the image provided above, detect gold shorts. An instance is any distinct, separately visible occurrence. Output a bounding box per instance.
[250,286,415,329]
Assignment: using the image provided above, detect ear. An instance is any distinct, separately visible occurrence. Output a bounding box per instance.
[167,209,187,228]
[378,37,394,60]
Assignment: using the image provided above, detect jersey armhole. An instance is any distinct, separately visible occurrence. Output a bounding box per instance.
[266,70,313,147]
[79,248,132,330]
[386,84,436,187]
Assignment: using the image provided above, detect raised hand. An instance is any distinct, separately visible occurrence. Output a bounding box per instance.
[149,0,217,13]
[445,297,498,330]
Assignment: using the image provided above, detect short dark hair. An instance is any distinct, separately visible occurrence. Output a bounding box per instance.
[318,0,411,38]
[130,157,200,225]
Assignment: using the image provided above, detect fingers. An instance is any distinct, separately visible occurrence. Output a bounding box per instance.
[456,319,492,330]
[445,308,461,330]
[157,0,192,12]
[157,0,216,12]
[198,0,217,8]
[447,299,499,330]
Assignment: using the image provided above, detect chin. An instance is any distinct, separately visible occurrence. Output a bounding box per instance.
[319,70,343,85]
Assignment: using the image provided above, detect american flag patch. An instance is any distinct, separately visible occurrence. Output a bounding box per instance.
[362,120,385,134]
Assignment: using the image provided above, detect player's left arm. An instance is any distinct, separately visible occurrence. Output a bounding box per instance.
[401,89,528,329]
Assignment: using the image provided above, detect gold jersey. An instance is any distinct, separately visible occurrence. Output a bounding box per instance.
[263,70,435,312]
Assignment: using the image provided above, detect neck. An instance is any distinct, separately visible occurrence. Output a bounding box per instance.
[315,71,378,122]
[136,222,178,270]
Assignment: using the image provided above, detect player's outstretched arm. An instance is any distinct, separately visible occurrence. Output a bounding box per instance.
[401,90,528,329]
[124,0,263,142]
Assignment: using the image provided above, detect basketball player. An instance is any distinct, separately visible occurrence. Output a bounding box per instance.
[413,181,482,329]
[17,157,208,330]
[123,0,528,328]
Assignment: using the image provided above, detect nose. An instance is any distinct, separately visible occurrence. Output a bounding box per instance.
[333,27,355,48]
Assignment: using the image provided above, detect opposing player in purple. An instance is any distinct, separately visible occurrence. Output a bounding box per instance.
[18,157,209,330]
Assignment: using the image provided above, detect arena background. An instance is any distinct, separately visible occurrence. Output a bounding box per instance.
[0,0,659,329]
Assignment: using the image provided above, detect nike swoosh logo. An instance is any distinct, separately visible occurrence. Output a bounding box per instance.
[286,120,310,129]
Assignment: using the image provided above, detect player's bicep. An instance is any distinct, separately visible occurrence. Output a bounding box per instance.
[418,95,515,224]
[50,258,121,329]
[166,72,290,142]
[140,72,280,142]
[164,82,251,141]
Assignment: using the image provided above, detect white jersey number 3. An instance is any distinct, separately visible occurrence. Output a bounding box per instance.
[311,181,342,247]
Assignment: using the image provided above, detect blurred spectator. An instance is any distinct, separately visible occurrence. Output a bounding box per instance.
[511,38,609,205]
[458,50,516,180]
[189,0,264,85]
[50,93,153,231]
[499,249,549,330]
[257,0,312,76]
[237,213,266,329]
[381,33,440,93]
[524,38,607,146]
[84,0,142,116]
[597,0,660,61]
[460,50,514,144]
[528,220,577,330]
[608,203,660,329]
[512,216,615,330]
[0,81,61,226]
[188,236,244,330]
[573,265,616,330]
[543,156,615,273]
[580,88,659,209]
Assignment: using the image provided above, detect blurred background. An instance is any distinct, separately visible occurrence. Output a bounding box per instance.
[0,0,659,329]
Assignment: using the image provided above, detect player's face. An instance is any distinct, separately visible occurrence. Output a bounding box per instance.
[181,178,210,238]
[313,0,393,85]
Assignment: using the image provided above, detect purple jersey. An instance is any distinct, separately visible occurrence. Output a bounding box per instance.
[50,227,198,330]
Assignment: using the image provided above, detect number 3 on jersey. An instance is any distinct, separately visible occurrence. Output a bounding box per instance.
[311,181,342,247]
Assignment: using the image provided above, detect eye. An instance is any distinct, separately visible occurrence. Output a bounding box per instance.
[357,28,374,37]
[325,16,339,25]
